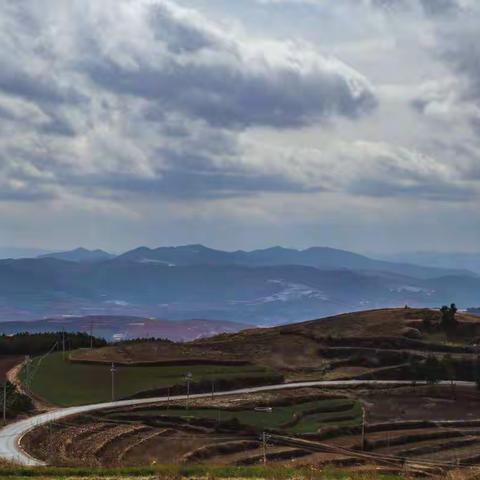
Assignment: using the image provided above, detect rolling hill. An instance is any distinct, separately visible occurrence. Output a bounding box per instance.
[69,307,480,386]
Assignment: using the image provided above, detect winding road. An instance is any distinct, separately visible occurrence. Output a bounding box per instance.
[0,380,473,466]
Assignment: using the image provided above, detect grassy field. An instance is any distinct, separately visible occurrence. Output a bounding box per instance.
[116,398,362,433]
[20,352,274,406]
[0,464,417,479]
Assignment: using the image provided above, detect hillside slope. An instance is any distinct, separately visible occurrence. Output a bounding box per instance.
[71,308,480,383]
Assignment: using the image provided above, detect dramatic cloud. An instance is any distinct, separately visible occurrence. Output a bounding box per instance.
[84,1,377,128]
[0,0,478,252]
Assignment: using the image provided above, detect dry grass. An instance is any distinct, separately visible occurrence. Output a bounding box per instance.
[445,468,480,480]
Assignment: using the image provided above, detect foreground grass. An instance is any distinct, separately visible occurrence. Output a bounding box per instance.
[21,352,273,406]
[122,398,361,433]
[0,464,410,479]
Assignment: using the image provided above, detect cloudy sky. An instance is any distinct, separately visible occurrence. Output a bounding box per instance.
[0,0,479,254]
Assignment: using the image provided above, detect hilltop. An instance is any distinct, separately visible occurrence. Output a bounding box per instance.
[39,247,114,263]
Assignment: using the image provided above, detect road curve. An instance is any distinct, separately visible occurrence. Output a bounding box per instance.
[0,380,473,466]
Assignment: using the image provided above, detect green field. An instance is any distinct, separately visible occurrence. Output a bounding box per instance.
[21,352,274,406]
[0,464,409,480]
[116,398,362,433]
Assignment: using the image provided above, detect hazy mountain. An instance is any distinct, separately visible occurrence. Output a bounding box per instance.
[0,257,478,325]
[385,252,480,275]
[116,244,470,279]
[39,247,114,263]
[0,247,51,259]
[0,315,248,342]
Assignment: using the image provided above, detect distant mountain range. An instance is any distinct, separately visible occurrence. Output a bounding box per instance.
[385,252,480,275]
[0,315,248,342]
[40,247,114,263]
[0,244,478,327]
[41,244,472,278]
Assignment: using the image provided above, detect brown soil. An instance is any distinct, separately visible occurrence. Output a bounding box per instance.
[362,386,480,423]
[0,355,22,381]
[6,358,55,411]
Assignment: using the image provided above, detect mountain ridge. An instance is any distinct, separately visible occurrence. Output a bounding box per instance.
[39,247,114,263]
[115,244,472,279]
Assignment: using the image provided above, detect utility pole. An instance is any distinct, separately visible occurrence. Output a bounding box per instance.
[62,330,66,361]
[185,372,192,410]
[361,405,367,451]
[3,382,7,424]
[262,432,268,465]
[90,319,94,349]
[110,362,116,402]
[25,356,31,389]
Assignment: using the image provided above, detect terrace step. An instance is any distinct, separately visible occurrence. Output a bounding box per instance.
[118,428,175,461]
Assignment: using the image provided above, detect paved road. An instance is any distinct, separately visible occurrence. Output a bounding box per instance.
[0,380,473,466]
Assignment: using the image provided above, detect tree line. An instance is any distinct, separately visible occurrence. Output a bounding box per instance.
[0,332,107,356]
[409,353,480,388]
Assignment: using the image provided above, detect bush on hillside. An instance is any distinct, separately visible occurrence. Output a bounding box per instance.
[0,381,34,417]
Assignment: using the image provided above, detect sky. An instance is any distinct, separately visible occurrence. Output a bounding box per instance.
[0,0,479,254]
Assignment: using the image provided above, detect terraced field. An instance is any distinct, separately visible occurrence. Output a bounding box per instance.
[20,385,480,475]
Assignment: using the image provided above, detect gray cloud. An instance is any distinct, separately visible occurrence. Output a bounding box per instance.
[372,0,460,14]
[419,0,459,15]
[257,0,461,16]
[411,4,480,134]
[441,26,480,102]
[81,1,376,129]
[0,0,478,254]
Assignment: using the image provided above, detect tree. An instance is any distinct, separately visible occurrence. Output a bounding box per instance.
[0,381,33,419]
[442,354,456,398]
[474,355,480,391]
[409,356,421,391]
[423,355,442,385]
[440,303,458,328]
